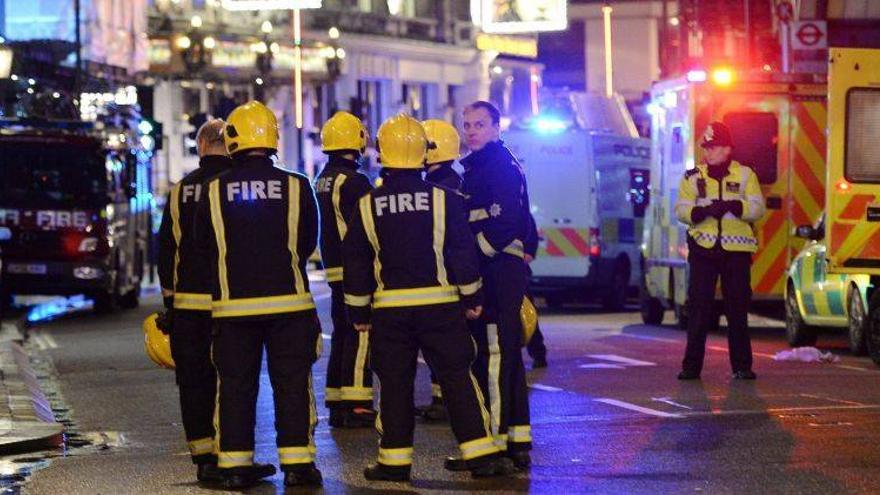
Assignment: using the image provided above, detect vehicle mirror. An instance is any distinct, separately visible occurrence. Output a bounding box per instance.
[0,227,10,241]
[794,225,814,239]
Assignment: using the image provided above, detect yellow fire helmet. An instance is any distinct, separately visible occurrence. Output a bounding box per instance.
[224,100,279,155]
[143,312,175,370]
[521,297,538,346]
[321,111,367,153]
[422,119,460,165]
[376,113,428,169]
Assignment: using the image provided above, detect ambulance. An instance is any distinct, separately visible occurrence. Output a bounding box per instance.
[640,67,828,327]
[505,93,651,310]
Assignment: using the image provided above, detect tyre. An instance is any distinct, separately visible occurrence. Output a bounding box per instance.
[639,283,664,325]
[92,290,116,314]
[847,286,867,355]
[118,284,141,310]
[602,266,629,312]
[785,280,817,347]
[867,291,880,367]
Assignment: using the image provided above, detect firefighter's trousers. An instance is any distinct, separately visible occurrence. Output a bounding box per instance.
[212,312,321,471]
[370,303,500,468]
[470,255,531,452]
[169,310,216,464]
[683,249,754,374]
[325,282,373,410]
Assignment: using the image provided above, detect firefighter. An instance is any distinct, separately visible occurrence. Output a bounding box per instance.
[449,100,533,471]
[343,113,517,482]
[157,118,232,483]
[315,111,376,428]
[523,212,548,369]
[674,122,765,380]
[194,101,322,489]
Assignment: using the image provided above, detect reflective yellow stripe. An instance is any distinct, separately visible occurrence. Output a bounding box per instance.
[508,425,532,443]
[173,292,212,311]
[494,433,509,450]
[208,180,230,300]
[325,387,342,402]
[170,184,182,289]
[332,174,348,240]
[353,330,369,392]
[458,279,482,296]
[460,435,500,460]
[432,188,448,285]
[344,293,372,306]
[502,239,524,259]
[340,386,373,401]
[372,286,459,308]
[431,382,443,399]
[210,342,221,460]
[308,373,317,455]
[469,208,489,222]
[325,266,343,282]
[212,293,316,318]
[378,447,413,466]
[469,361,492,438]
[359,195,383,290]
[278,446,315,465]
[287,177,306,294]
[487,324,502,443]
[218,450,253,468]
[188,437,215,456]
[477,232,496,257]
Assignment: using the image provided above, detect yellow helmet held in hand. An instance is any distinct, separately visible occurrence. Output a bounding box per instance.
[144,312,175,369]
[377,114,428,169]
[521,297,538,346]
[322,111,367,153]
[422,119,460,165]
[224,101,279,155]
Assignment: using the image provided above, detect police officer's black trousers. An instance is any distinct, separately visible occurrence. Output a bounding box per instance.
[470,255,531,452]
[683,250,754,374]
[169,311,216,464]
[326,282,373,410]
[212,312,321,471]
[370,303,498,467]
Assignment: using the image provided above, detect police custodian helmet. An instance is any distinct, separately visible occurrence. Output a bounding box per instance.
[376,114,428,169]
[422,119,460,165]
[224,101,279,155]
[321,111,367,153]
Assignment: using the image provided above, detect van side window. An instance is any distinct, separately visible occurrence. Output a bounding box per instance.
[845,88,880,183]
[722,112,778,184]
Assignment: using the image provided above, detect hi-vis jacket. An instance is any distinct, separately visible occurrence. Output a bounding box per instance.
[314,157,372,283]
[461,141,530,261]
[195,156,319,320]
[342,171,483,324]
[674,160,765,253]
[158,155,233,312]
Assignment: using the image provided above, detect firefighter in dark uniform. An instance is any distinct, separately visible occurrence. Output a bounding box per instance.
[523,212,548,369]
[343,114,516,482]
[452,100,532,470]
[674,122,765,380]
[194,101,323,489]
[157,118,232,484]
[314,111,376,428]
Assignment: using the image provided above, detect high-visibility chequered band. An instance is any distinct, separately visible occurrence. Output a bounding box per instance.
[212,293,315,318]
[431,383,442,399]
[218,450,254,468]
[278,446,316,465]
[458,279,482,296]
[188,437,215,456]
[324,266,343,282]
[373,286,459,308]
[325,387,342,402]
[344,293,372,307]
[508,425,532,443]
[340,386,373,401]
[174,292,212,311]
[476,232,497,257]
[460,435,501,460]
[469,208,489,222]
[378,447,413,466]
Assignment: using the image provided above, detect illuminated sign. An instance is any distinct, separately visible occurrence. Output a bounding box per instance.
[148,39,172,66]
[476,0,567,34]
[221,0,322,10]
[475,33,538,58]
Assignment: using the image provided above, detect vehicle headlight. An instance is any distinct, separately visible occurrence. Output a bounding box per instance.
[78,237,99,252]
[73,266,104,280]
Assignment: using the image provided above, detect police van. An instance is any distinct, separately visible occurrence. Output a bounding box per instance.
[505,93,650,310]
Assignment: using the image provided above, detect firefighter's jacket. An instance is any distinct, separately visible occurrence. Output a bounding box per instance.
[342,171,483,324]
[425,162,462,191]
[314,157,372,283]
[460,140,531,261]
[158,155,233,312]
[194,155,319,320]
[523,213,539,259]
[674,160,765,253]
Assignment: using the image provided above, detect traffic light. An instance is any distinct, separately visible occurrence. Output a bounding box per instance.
[138,118,163,151]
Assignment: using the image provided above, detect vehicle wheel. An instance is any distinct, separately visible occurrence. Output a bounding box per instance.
[118,285,141,310]
[639,284,664,325]
[674,302,688,330]
[867,291,880,367]
[92,290,116,314]
[785,281,817,347]
[602,267,629,312]
[847,286,868,355]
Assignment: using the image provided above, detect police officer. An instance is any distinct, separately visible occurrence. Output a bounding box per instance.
[523,213,548,369]
[157,118,232,483]
[194,101,322,488]
[674,122,766,380]
[315,111,376,428]
[343,114,516,482]
[455,100,532,469]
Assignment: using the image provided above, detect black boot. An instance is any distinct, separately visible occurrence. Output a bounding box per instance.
[196,462,223,483]
[470,457,518,478]
[343,408,377,428]
[364,463,411,482]
[421,397,448,422]
[443,456,469,472]
[531,356,548,369]
[219,463,276,489]
[506,450,531,470]
[329,408,345,428]
[283,463,323,486]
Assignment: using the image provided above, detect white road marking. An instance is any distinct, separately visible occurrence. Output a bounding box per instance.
[42,333,58,349]
[651,397,694,410]
[529,384,563,392]
[617,334,680,344]
[799,393,865,406]
[594,398,683,418]
[579,363,626,369]
[587,354,656,367]
[834,364,877,372]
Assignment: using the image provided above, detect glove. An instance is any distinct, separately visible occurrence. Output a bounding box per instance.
[163,295,174,310]
[156,310,173,335]
[691,206,710,223]
[721,200,743,218]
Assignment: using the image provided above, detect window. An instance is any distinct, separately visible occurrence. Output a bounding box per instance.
[723,112,778,184]
[845,88,880,183]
